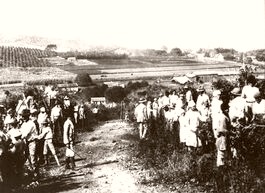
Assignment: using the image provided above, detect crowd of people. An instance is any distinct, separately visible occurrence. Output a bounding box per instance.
[0,85,87,191]
[134,74,263,168]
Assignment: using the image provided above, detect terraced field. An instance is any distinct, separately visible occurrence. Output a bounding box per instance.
[58,57,241,82]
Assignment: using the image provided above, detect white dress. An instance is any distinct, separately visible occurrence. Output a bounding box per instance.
[179,113,187,143]
[185,109,201,147]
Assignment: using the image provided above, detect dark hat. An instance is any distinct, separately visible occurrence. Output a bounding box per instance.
[21,109,30,117]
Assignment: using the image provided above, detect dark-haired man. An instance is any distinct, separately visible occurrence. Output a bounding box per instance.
[20,109,39,179]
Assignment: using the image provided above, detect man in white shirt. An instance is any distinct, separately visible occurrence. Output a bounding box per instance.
[63,116,75,169]
[161,90,170,108]
[229,87,246,126]
[51,101,63,144]
[20,109,39,179]
[134,98,148,139]
[241,75,260,123]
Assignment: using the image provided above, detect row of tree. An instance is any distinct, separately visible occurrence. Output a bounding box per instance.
[0,46,55,67]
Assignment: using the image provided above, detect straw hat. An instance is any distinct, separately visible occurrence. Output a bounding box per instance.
[231,87,241,95]
[197,86,204,92]
[139,97,147,103]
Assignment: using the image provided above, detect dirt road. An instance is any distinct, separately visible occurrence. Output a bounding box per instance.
[31,120,169,193]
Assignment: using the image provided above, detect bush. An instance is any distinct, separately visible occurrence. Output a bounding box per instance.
[212,78,235,107]
[104,86,126,103]
[75,73,93,87]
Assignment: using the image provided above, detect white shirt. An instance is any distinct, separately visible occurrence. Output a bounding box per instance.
[161,96,170,107]
[20,120,37,142]
[134,103,147,122]
[169,94,178,106]
[211,98,223,115]
[37,112,48,125]
[186,90,193,103]
[51,105,62,121]
[196,93,210,112]
[229,96,246,120]
[253,99,265,115]
[241,85,259,103]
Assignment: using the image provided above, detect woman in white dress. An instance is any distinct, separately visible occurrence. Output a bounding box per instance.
[185,101,202,151]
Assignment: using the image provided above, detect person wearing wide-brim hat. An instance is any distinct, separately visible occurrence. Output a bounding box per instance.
[134,97,148,140]
[228,87,246,126]
[197,86,205,92]
[139,98,147,103]
[196,86,210,114]
[230,87,241,96]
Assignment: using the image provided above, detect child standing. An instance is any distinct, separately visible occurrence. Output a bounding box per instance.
[35,119,60,166]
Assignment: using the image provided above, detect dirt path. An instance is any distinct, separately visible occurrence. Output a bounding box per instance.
[32,120,169,193]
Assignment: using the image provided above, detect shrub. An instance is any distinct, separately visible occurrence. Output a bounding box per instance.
[75,73,93,87]
[104,86,126,103]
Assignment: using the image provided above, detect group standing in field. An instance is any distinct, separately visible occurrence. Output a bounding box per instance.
[0,84,89,191]
[134,74,263,169]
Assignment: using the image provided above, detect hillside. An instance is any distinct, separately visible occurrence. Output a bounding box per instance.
[0,46,55,67]
[0,34,98,52]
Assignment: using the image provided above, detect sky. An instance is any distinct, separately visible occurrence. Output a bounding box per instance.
[0,0,264,51]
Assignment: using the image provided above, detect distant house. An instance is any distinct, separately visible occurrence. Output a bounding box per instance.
[171,76,192,84]
[90,97,106,105]
[214,53,224,61]
[103,81,125,88]
[67,57,76,62]
[57,83,79,93]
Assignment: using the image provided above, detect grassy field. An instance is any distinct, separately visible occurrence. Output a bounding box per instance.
[56,57,241,82]
[0,57,242,97]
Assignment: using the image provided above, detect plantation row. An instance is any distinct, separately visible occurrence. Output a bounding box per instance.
[0,46,55,67]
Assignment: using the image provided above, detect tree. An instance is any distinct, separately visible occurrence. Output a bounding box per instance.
[45,44,57,52]
[75,73,93,87]
[170,48,182,56]
[104,86,126,103]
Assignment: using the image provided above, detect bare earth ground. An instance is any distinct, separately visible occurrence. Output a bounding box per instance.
[21,120,202,193]
[30,120,167,193]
